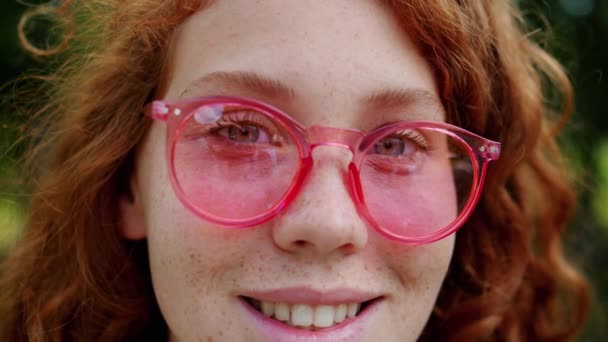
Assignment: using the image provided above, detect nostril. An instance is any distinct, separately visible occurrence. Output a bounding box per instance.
[339,243,357,254]
[293,240,308,247]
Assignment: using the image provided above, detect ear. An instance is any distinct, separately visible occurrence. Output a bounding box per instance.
[119,172,147,240]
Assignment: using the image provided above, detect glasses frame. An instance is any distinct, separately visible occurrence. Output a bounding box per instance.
[145,95,501,244]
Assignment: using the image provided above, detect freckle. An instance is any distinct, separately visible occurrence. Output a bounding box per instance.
[219,330,224,336]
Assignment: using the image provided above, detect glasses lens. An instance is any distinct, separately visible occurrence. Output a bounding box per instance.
[172,104,300,221]
[359,127,474,239]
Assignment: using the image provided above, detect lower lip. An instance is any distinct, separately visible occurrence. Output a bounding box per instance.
[239,297,382,342]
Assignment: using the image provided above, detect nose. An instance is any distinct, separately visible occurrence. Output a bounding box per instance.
[270,147,368,257]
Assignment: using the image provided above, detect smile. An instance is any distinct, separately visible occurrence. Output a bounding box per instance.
[243,297,377,330]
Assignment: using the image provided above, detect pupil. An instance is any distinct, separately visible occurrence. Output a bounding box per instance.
[229,125,259,142]
[375,137,404,156]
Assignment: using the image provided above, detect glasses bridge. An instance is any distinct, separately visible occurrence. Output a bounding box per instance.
[304,125,364,153]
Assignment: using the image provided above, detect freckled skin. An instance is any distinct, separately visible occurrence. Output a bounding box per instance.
[121,0,455,341]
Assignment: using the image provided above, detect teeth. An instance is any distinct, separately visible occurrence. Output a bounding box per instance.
[249,299,365,329]
[261,301,274,317]
[275,303,290,322]
[347,303,359,318]
[334,304,347,323]
[313,305,335,328]
[291,304,313,326]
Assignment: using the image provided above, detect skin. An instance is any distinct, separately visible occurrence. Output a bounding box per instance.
[120,0,455,341]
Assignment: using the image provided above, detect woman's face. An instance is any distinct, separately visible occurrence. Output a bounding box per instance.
[120,0,455,341]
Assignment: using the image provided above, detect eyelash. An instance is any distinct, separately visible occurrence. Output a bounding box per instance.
[396,130,431,150]
[382,129,433,154]
[210,110,282,144]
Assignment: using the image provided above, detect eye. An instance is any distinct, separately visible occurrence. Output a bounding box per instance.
[211,110,281,145]
[373,129,429,156]
[217,123,267,143]
[374,136,410,156]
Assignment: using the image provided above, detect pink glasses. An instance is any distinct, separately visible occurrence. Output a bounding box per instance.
[145,95,501,244]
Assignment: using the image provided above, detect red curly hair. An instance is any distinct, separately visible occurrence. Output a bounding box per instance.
[0,0,589,341]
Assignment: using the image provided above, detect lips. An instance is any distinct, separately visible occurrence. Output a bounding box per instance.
[240,288,382,332]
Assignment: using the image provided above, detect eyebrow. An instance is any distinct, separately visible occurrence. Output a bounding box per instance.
[362,87,442,111]
[180,71,296,99]
[180,71,442,114]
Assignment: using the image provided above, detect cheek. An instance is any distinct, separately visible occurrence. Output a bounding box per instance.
[381,235,455,306]
[145,205,241,297]
[143,203,254,336]
[360,164,458,237]
[394,236,454,288]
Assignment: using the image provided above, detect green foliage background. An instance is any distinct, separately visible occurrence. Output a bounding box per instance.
[0,0,606,340]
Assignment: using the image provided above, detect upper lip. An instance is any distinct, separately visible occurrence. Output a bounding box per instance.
[240,287,383,305]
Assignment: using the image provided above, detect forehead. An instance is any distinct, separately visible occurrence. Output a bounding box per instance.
[163,0,443,124]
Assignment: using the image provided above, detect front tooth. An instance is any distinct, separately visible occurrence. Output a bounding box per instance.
[346,303,359,318]
[275,303,290,321]
[291,304,314,327]
[334,304,347,323]
[314,305,335,328]
[261,301,274,317]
